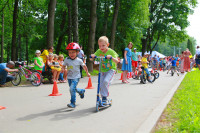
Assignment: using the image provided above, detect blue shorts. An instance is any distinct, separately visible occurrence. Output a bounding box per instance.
[196,59,200,65]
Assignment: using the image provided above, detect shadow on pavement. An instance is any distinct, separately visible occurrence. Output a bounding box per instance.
[51,107,96,121]
[16,107,96,121]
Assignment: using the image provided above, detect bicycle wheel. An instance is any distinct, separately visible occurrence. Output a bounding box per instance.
[148,73,156,82]
[140,74,146,84]
[30,71,42,86]
[154,72,159,79]
[11,72,21,86]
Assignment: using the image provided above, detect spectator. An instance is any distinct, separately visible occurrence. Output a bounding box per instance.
[58,54,67,82]
[180,51,184,73]
[183,48,191,72]
[33,50,44,74]
[0,61,18,87]
[131,48,138,78]
[195,46,200,70]
[121,42,133,83]
[40,46,54,72]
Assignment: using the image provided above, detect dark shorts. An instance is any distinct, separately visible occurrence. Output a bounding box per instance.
[196,59,200,65]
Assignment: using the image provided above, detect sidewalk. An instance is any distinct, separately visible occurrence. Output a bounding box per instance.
[0,71,185,133]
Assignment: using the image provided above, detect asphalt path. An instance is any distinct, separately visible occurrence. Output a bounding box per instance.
[0,71,184,133]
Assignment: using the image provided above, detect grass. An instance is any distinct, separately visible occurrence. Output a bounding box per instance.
[155,68,200,133]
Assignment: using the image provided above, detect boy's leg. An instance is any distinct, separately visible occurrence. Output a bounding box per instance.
[68,79,78,107]
[100,69,115,98]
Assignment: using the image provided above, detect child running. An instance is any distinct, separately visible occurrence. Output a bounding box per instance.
[91,36,119,105]
[62,42,90,108]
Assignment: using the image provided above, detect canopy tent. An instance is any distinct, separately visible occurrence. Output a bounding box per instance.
[137,51,166,58]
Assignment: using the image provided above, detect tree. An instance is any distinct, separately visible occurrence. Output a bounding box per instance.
[87,0,97,72]
[66,0,72,44]
[47,0,57,48]
[72,0,78,42]
[141,0,197,55]
[0,10,3,62]
[11,0,19,61]
[110,0,119,49]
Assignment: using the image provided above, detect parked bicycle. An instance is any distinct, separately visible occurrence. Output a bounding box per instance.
[11,62,42,86]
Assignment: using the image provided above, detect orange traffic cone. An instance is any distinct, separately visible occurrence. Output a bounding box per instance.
[119,73,123,80]
[129,72,132,78]
[85,77,94,89]
[127,73,129,79]
[49,81,62,96]
[160,67,162,71]
[0,106,6,110]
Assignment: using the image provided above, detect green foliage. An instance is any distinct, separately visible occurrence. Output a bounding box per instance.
[155,69,200,132]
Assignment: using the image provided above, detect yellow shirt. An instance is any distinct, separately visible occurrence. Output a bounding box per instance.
[141,57,148,69]
[40,50,49,64]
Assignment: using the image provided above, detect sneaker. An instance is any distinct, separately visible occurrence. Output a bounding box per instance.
[79,90,85,99]
[67,103,76,108]
[177,73,179,76]
[102,97,108,105]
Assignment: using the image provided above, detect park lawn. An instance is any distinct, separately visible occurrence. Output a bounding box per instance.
[155,69,200,132]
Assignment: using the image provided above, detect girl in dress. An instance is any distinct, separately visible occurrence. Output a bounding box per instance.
[183,48,191,72]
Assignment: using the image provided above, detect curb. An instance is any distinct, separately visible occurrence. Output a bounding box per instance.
[135,73,187,133]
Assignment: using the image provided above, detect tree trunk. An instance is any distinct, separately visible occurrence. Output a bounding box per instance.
[110,0,119,49]
[1,12,4,63]
[26,35,28,66]
[7,43,10,62]
[141,38,147,56]
[103,0,109,36]
[72,0,78,42]
[18,34,22,61]
[11,0,19,61]
[87,0,97,72]
[66,0,72,44]
[56,10,67,54]
[47,0,57,48]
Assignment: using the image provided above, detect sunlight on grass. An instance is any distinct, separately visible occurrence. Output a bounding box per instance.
[155,69,200,132]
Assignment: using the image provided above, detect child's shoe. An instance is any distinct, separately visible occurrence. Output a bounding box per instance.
[67,103,76,108]
[102,97,108,105]
[177,73,179,76]
[79,90,85,99]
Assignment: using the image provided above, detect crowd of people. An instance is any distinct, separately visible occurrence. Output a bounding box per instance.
[0,38,200,108]
[121,45,200,83]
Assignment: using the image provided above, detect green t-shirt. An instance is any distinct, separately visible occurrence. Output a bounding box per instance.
[94,48,118,72]
[33,57,43,71]
[132,52,138,61]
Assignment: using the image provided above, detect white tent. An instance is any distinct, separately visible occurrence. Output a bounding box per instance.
[137,51,166,58]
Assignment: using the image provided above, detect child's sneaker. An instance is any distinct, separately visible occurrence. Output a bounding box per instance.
[67,103,76,108]
[102,97,108,105]
[79,90,85,99]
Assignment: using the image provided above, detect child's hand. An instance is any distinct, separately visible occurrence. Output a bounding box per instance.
[87,73,91,77]
[106,55,112,59]
[91,54,96,58]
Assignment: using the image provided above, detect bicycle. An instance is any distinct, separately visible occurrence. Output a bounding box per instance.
[11,61,42,86]
[151,68,159,79]
[140,67,156,84]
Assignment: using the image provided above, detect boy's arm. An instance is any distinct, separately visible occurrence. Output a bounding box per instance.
[82,65,90,77]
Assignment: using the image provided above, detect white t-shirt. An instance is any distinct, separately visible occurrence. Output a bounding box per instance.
[196,48,200,55]
[63,57,85,79]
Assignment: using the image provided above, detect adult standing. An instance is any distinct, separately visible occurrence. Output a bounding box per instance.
[180,51,185,73]
[131,48,138,78]
[77,45,85,78]
[0,61,18,87]
[183,48,191,72]
[195,46,200,70]
[121,42,133,83]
